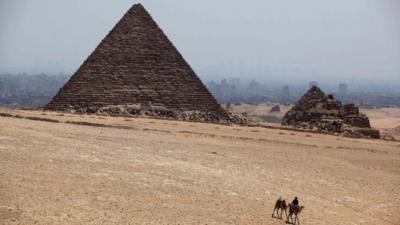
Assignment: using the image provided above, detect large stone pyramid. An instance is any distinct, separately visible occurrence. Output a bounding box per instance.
[46,4,229,122]
[282,86,380,138]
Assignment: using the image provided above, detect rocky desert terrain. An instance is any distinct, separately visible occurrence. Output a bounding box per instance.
[0,107,399,225]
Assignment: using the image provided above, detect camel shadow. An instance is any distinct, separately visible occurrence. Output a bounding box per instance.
[271,215,285,220]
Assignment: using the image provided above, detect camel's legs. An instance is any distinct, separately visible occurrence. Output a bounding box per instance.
[295,214,300,225]
[272,207,277,217]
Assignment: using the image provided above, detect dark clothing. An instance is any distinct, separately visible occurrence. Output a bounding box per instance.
[292,199,299,206]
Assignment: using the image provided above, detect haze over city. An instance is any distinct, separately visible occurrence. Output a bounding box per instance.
[1,0,399,84]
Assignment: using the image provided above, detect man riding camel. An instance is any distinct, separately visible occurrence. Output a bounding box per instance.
[287,197,304,224]
[292,197,299,209]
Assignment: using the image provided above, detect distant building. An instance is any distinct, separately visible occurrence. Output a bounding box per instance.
[207,81,217,94]
[206,79,238,103]
[228,78,240,86]
[281,85,290,103]
[218,79,230,99]
[246,80,260,93]
[0,80,4,98]
[338,83,348,96]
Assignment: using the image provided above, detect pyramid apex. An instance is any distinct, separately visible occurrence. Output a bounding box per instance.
[132,3,144,8]
[291,85,326,110]
[128,3,155,20]
[128,3,148,13]
[304,85,325,97]
[308,85,322,92]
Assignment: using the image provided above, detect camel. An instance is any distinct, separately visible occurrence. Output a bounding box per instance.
[287,203,304,224]
[271,197,288,219]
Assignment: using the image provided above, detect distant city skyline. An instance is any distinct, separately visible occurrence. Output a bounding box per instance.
[0,0,399,84]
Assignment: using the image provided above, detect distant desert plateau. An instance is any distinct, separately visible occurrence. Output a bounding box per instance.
[0,107,399,225]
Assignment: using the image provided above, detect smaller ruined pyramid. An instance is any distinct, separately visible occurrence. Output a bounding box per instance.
[282,86,380,138]
[46,4,229,122]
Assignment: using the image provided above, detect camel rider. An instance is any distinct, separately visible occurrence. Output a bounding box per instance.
[292,197,299,209]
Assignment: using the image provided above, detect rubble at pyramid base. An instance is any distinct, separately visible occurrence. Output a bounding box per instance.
[284,117,380,139]
[52,104,247,125]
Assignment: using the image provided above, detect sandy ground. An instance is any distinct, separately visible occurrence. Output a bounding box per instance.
[361,107,400,129]
[361,108,400,140]
[0,108,399,225]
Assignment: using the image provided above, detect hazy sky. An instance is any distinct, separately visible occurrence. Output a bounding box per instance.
[0,0,399,83]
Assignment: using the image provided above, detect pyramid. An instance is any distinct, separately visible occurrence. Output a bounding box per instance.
[282,86,380,138]
[46,4,229,122]
[293,85,327,111]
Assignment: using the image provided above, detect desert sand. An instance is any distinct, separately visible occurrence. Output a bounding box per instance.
[0,108,399,225]
[361,107,400,140]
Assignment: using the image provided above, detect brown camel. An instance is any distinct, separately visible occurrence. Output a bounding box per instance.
[287,203,304,224]
[271,197,288,219]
